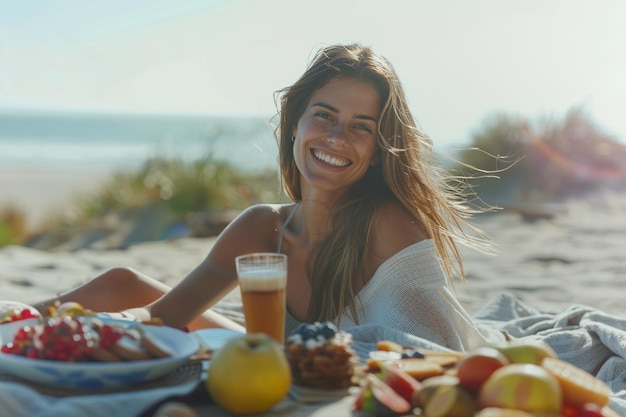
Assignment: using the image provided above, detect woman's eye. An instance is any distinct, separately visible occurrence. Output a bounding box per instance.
[356,123,373,133]
[314,111,332,120]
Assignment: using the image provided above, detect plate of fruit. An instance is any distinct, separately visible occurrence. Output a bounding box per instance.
[0,300,42,325]
[0,314,199,391]
[354,339,618,417]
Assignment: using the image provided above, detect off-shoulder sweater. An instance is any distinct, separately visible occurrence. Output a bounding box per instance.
[284,240,506,352]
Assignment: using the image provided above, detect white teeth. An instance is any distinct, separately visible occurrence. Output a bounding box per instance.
[313,150,349,167]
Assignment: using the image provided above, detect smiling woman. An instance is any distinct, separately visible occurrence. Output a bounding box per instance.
[292,77,381,194]
[33,43,506,353]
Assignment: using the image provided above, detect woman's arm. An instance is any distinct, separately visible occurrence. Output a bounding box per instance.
[146,204,282,329]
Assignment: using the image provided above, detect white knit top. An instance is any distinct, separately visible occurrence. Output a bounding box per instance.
[285,239,506,352]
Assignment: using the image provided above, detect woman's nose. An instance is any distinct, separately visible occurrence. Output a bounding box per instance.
[326,124,347,145]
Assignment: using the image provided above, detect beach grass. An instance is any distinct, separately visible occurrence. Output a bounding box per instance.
[0,205,29,246]
[0,155,283,248]
[1,107,624,249]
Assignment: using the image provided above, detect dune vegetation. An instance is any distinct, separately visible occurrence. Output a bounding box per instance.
[1,108,624,249]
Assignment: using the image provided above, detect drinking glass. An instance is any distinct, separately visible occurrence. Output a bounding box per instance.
[235,253,287,343]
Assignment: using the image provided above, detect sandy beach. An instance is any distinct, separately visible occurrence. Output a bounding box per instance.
[2,169,626,415]
[1,167,624,319]
[0,168,111,229]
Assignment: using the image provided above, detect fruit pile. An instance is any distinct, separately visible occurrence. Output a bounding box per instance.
[0,301,41,324]
[1,316,172,362]
[2,316,118,361]
[353,339,618,417]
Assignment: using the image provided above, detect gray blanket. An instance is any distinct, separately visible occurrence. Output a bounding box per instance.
[347,292,626,415]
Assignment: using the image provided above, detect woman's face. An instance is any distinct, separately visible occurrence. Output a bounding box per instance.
[292,77,380,195]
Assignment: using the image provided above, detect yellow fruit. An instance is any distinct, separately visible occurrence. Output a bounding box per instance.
[56,301,87,317]
[494,339,557,365]
[416,375,460,407]
[424,384,477,417]
[479,363,562,414]
[206,333,291,415]
[376,340,404,354]
[541,357,610,408]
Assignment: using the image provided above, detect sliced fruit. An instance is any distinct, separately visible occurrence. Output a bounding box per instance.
[396,358,444,380]
[494,339,557,365]
[479,363,562,414]
[377,340,404,354]
[424,384,477,417]
[378,361,422,406]
[541,357,610,409]
[360,373,412,417]
[416,375,460,408]
[423,351,464,367]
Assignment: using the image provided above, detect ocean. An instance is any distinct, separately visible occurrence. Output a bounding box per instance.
[0,110,280,173]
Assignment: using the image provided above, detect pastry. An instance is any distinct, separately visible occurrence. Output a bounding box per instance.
[285,321,359,389]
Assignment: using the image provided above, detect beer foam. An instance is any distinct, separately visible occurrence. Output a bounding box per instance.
[238,269,286,291]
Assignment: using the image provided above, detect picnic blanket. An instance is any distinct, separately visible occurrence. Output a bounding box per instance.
[348,292,626,415]
[1,292,625,416]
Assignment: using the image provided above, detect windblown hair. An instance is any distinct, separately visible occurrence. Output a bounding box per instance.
[275,43,489,324]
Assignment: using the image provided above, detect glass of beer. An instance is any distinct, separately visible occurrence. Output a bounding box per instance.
[235,253,287,344]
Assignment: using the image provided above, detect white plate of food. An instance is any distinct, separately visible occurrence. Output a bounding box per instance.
[0,316,199,391]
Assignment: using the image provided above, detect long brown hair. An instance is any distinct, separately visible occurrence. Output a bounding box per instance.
[275,44,489,324]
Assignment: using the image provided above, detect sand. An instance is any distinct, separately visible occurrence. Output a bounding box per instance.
[2,169,626,415]
[0,168,110,229]
[1,166,624,320]
[0,166,624,316]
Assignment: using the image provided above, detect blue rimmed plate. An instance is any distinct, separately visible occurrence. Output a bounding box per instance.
[0,319,199,391]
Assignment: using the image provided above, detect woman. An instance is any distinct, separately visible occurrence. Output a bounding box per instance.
[35,44,505,351]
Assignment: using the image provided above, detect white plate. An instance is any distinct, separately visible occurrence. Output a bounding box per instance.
[192,328,244,353]
[0,319,199,391]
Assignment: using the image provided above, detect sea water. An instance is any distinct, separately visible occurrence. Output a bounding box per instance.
[0,110,279,173]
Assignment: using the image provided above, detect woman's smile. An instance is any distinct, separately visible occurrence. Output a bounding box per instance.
[311,149,351,168]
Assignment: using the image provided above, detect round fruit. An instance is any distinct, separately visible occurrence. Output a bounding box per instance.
[456,347,509,393]
[424,384,477,417]
[416,375,460,407]
[541,357,610,409]
[55,301,87,317]
[206,333,291,415]
[479,363,562,414]
[494,339,557,365]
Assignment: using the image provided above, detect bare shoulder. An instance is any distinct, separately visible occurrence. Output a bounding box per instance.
[216,203,297,253]
[370,200,428,260]
[233,203,298,223]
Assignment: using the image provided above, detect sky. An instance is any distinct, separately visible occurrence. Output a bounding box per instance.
[1,0,625,148]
